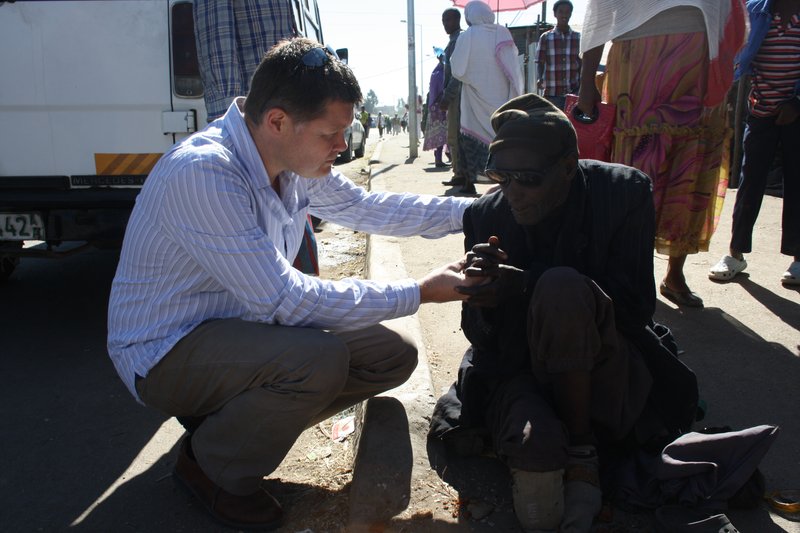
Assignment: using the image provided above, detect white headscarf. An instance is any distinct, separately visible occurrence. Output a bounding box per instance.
[464,1,495,25]
[450,1,524,144]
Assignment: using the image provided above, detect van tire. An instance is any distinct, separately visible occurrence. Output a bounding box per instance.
[0,242,21,282]
[354,140,365,159]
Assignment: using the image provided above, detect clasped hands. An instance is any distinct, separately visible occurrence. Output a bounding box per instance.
[418,236,526,306]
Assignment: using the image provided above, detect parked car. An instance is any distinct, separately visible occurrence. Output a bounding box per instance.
[339,113,365,162]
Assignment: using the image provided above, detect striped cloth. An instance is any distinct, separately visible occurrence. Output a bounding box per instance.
[749,13,800,117]
[536,27,581,97]
[193,0,296,120]
[107,98,472,401]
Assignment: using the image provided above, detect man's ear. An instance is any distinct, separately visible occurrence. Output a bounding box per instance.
[562,151,579,181]
[263,107,289,135]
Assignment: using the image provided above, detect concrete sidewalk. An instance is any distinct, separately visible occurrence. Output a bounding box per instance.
[350,133,800,531]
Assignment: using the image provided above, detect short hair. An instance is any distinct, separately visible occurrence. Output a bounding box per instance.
[244,37,362,125]
[553,0,573,12]
[442,8,461,21]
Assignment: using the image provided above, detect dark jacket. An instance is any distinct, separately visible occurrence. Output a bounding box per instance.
[438,160,697,446]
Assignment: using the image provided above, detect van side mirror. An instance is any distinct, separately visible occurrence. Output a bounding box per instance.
[336,48,349,64]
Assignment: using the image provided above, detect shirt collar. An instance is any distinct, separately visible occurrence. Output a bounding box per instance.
[220,97,274,190]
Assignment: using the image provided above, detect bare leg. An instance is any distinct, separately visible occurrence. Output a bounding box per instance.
[663,254,690,293]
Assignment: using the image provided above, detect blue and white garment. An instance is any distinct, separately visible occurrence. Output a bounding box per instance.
[108,98,472,401]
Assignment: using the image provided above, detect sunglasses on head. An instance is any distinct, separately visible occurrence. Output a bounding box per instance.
[294,45,338,72]
[484,157,563,186]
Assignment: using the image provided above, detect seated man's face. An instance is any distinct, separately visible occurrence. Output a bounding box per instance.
[488,147,575,226]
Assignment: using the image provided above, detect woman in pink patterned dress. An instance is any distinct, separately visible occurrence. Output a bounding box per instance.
[577,1,746,307]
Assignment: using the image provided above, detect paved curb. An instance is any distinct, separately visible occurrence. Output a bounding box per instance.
[346,140,442,530]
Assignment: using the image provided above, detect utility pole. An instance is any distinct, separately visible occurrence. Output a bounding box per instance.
[406,0,419,157]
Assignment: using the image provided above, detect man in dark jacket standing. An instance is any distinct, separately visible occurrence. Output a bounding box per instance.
[430,94,697,532]
[439,7,469,191]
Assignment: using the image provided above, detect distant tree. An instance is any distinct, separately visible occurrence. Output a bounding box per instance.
[364,90,379,114]
[396,98,406,114]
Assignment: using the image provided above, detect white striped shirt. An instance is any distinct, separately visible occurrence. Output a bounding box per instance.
[108,98,471,401]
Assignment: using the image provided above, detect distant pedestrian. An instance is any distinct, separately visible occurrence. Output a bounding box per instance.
[450,1,524,194]
[535,0,581,110]
[424,52,450,167]
[377,111,385,138]
[439,7,469,189]
[709,0,800,285]
[359,105,370,139]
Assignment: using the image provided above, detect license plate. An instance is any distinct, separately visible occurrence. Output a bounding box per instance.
[0,213,46,241]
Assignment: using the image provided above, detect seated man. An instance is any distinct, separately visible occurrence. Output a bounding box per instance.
[430,94,697,532]
[108,37,478,531]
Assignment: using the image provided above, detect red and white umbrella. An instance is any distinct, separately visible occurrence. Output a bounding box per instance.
[450,0,545,11]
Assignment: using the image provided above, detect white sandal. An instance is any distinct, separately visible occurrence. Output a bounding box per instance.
[709,255,747,282]
[782,261,800,286]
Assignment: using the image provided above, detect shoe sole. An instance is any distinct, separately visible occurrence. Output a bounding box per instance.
[173,470,281,531]
[708,267,746,282]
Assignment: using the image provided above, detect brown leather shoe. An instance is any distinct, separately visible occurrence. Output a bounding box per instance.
[173,438,282,530]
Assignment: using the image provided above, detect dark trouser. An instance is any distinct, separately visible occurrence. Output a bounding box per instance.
[136,320,417,495]
[458,133,489,185]
[731,113,800,256]
[485,268,652,472]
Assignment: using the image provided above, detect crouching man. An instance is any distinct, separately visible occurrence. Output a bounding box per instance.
[107,37,480,531]
[430,94,697,532]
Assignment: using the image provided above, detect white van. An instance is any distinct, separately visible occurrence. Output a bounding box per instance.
[0,0,331,280]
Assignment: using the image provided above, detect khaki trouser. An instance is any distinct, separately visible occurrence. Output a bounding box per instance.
[447,93,463,177]
[136,320,417,495]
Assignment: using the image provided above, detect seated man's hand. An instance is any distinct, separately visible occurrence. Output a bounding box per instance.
[457,236,528,307]
[418,258,487,303]
[464,235,507,271]
[457,263,528,307]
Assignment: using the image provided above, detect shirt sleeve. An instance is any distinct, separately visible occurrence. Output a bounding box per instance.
[537,32,548,64]
[159,163,421,331]
[307,171,472,239]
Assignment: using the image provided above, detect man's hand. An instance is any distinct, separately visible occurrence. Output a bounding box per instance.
[456,236,529,307]
[775,99,800,126]
[418,258,486,303]
[463,235,506,271]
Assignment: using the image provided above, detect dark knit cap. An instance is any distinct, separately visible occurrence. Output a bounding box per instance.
[488,93,577,161]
